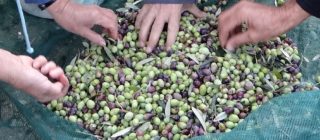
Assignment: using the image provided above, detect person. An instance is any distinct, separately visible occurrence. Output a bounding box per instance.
[26,0,119,46]
[0,49,69,102]
[1,0,119,102]
[135,0,206,53]
[218,0,319,51]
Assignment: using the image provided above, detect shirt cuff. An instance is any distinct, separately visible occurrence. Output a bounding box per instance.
[297,0,320,18]
[25,0,51,4]
[144,0,196,4]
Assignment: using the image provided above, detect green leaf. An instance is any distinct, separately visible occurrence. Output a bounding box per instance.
[192,107,207,133]
[215,8,221,16]
[186,54,199,64]
[116,8,128,12]
[271,69,282,80]
[70,55,78,66]
[82,41,89,48]
[111,127,132,138]
[136,58,155,66]
[210,96,217,115]
[199,57,214,69]
[312,54,320,61]
[125,3,139,10]
[136,122,151,132]
[162,57,172,68]
[264,78,275,91]
[165,96,171,120]
[103,46,118,63]
[213,112,227,122]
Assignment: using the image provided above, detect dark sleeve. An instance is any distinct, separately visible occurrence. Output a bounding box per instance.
[297,0,320,18]
[25,0,50,4]
[144,0,196,4]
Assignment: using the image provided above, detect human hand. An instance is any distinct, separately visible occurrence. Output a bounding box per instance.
[12,55,69,102]
[218,0,309,51]
[47,0,118,46]
[136,4,206,53]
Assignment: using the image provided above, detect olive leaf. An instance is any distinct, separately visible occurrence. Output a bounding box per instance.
[302,55,310,63]
[186,54,199,64]
[312,54,320,61]
[271,69,283,80]
[136,58,155,66]
[111,127,132,138]
[165,96,171,120]
[162,57,172,68]
[132,0,143,5]
[213,112,227,122]
[215,8,221,16]
[125,3,139,10]
[199,57,214,69]
[70,55,78,66]
[281,48,290,58]
[82,41,90,48]
[210,96,217,115]
[101,122,113,126]
[192,107,207,133]
[103,46,118,63]
[151,136,161,140]
[264,78,275,91]
[136,122,151,132]
[82,73,94,84]
[116,8,128,13]
[188,84,193,95]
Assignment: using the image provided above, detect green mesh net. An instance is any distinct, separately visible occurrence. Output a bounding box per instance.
[0,0,320,139]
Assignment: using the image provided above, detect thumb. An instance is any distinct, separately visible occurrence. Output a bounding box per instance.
[186,4,206,18]
[225,31,253,52]
[59,75,69,94]
[79,28,106,46]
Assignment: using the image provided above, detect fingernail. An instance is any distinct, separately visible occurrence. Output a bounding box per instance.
[99,40,106,46]
[146,47,152,53]
[225,45,235,53]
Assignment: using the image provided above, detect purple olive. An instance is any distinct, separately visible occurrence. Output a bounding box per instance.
[224,107,234,115]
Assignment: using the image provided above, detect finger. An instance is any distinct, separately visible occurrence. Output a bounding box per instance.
[139,11,156,48]
[79,27,106,46]
[59,75,70,94]
[33,55,48,69]
[18,55,33,65]
[187,5,206,18]
[97,17,119,40]
[135,5,151,29]
[41,61,57,75]
[165,14,180,51]
[48,82,65,99]
[48,67,64,79]
[100,8,117,21]
[225,31,254,51]
[98,8,118,39]
[218,12,243,48]
[146,17,166,53]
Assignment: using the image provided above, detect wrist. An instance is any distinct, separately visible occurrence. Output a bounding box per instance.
[0,50,22,86]
[47,0,70,14]
[276,0,310,33]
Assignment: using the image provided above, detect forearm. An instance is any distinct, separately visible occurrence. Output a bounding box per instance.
[0,49,21,85]
[46,0,70,14]
[275,0,310,34]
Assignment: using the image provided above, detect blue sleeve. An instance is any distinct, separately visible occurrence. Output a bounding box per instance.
[25,0,51,4]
